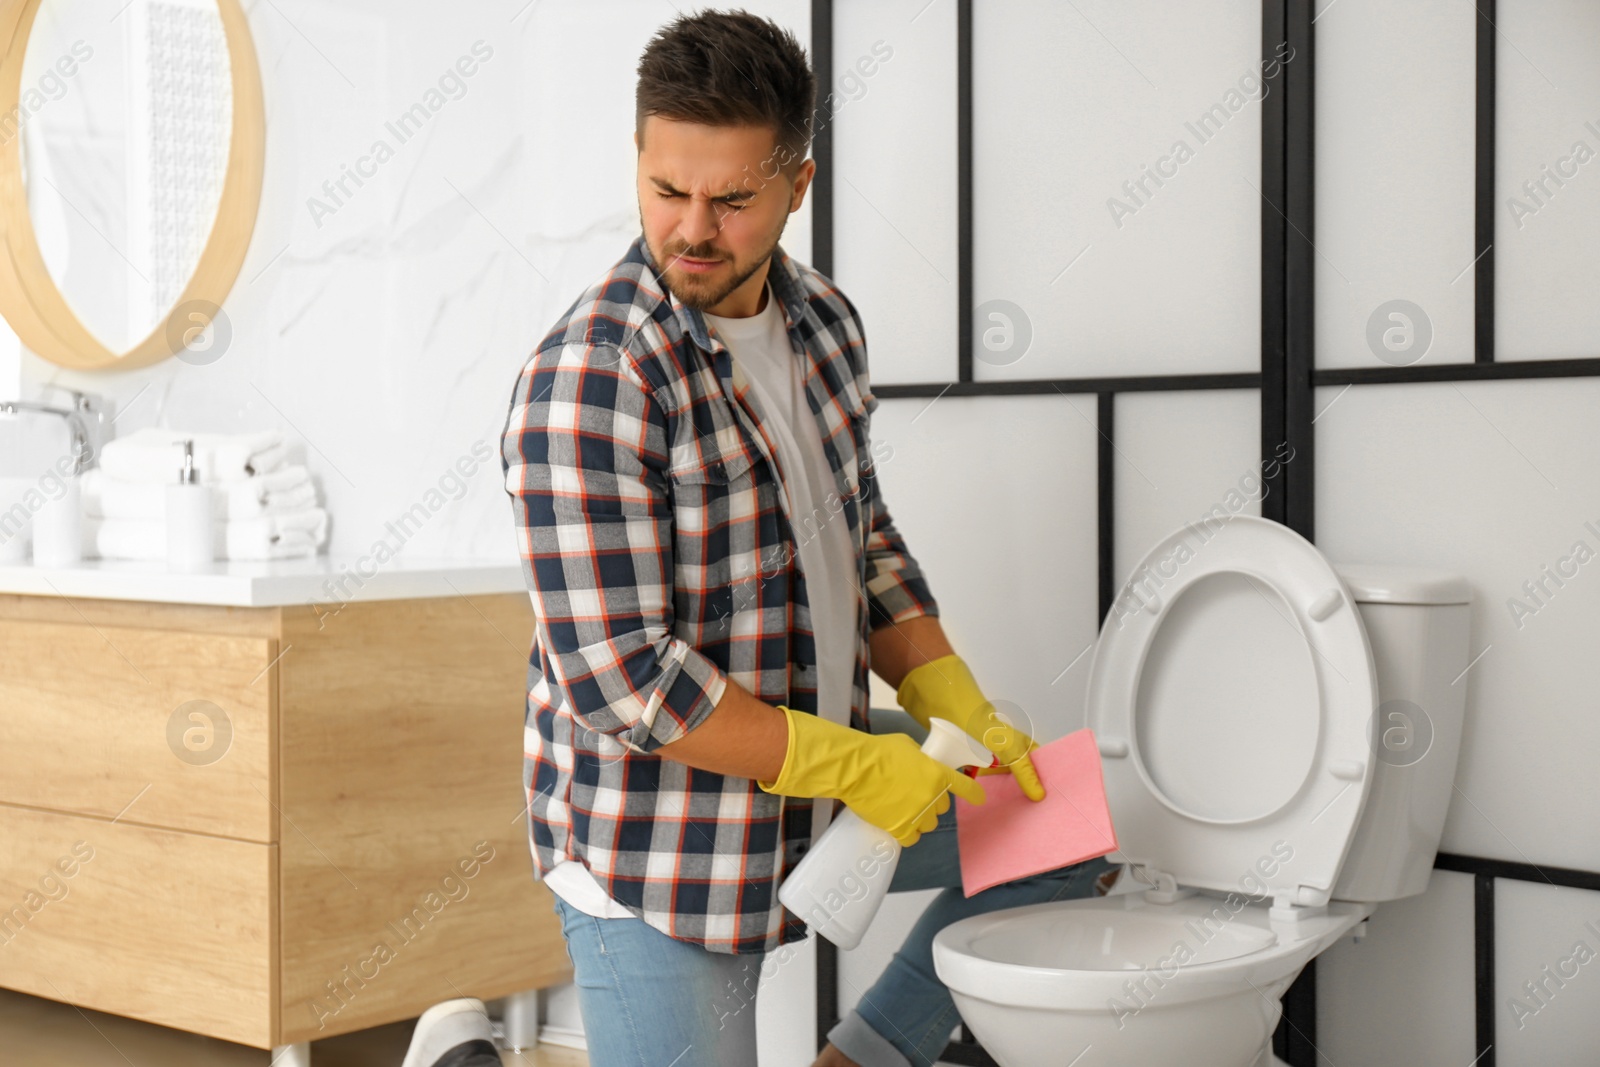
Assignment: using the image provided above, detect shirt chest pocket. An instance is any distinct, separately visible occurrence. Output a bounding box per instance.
[666,443,778,611]
[666,443,766,553]
[667,444,759,489]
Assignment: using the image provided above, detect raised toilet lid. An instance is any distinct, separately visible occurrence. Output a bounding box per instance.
[1088,516,1378,905]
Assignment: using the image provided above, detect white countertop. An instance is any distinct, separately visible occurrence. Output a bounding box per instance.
[0,554,528,607]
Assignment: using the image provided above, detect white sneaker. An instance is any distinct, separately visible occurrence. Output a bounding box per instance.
[400,998,500,1067]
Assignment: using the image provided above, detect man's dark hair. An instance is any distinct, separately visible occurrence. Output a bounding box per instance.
[636,9,816,179]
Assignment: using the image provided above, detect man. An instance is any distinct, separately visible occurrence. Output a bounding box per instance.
[404,10,1110,1067]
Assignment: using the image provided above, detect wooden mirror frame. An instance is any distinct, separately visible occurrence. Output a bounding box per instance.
[0,0,264,371]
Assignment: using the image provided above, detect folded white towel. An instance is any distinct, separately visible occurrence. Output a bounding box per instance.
[81,466,318,521]
[85,508,329,562]
[98,428,290,484]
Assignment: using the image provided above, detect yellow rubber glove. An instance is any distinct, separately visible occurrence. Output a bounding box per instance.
[757,705,987,847]
[896,654,1046,802]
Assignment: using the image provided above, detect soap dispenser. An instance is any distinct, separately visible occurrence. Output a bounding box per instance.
[165,439,214,570]
[31,469,82,567]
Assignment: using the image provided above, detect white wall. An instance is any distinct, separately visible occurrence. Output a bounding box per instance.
[17,0,1600,1062]
[1495,0,1600,361]
[1313,3,1600,1063]
[1313,0,1476,369]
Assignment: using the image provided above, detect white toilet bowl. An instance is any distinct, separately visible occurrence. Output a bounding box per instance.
[932,517,1472,1067]
[934,891,1372,1067]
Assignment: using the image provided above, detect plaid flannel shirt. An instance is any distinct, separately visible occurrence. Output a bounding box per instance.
[499,234,939,954]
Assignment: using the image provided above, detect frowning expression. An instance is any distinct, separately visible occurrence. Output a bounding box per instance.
[635,115,814,317]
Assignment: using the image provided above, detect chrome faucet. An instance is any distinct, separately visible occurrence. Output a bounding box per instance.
[0,387,115,476]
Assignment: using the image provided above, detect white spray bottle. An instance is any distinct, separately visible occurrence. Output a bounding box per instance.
[778,717,991,949]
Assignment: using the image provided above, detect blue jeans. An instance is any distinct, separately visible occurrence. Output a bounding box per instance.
[549,710,1114,1067]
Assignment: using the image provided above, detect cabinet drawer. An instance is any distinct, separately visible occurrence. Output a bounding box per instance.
[276,594,571,1043]
[0,804,275,1047]
[0,619,274,841]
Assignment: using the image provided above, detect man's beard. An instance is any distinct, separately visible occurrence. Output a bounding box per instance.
[645,218,785,312]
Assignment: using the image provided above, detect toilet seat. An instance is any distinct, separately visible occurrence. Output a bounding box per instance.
[1088,516,1378,907]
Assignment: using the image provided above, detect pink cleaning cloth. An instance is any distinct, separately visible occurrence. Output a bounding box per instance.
[955,728,1118,897]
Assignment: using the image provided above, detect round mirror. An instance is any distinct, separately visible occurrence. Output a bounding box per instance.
[0,0,263,371]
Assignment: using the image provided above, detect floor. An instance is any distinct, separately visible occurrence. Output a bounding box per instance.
[0,987,588,1066]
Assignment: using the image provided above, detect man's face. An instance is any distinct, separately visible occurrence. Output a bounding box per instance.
[635,116,815,316]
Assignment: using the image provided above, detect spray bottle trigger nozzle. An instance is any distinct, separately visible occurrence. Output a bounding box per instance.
[961,754,1002,778]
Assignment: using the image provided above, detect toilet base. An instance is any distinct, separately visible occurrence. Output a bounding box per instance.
[950,986,1283,1067]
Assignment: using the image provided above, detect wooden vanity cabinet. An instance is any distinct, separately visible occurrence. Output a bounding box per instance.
[0,591,569,1048]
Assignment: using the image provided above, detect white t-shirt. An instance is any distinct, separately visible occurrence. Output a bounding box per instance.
[545,279,861,919]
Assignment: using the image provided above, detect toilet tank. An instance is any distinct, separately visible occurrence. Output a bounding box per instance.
[1330,564,1473,903]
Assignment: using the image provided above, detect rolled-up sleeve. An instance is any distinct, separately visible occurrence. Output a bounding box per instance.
[500,340,727,753]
